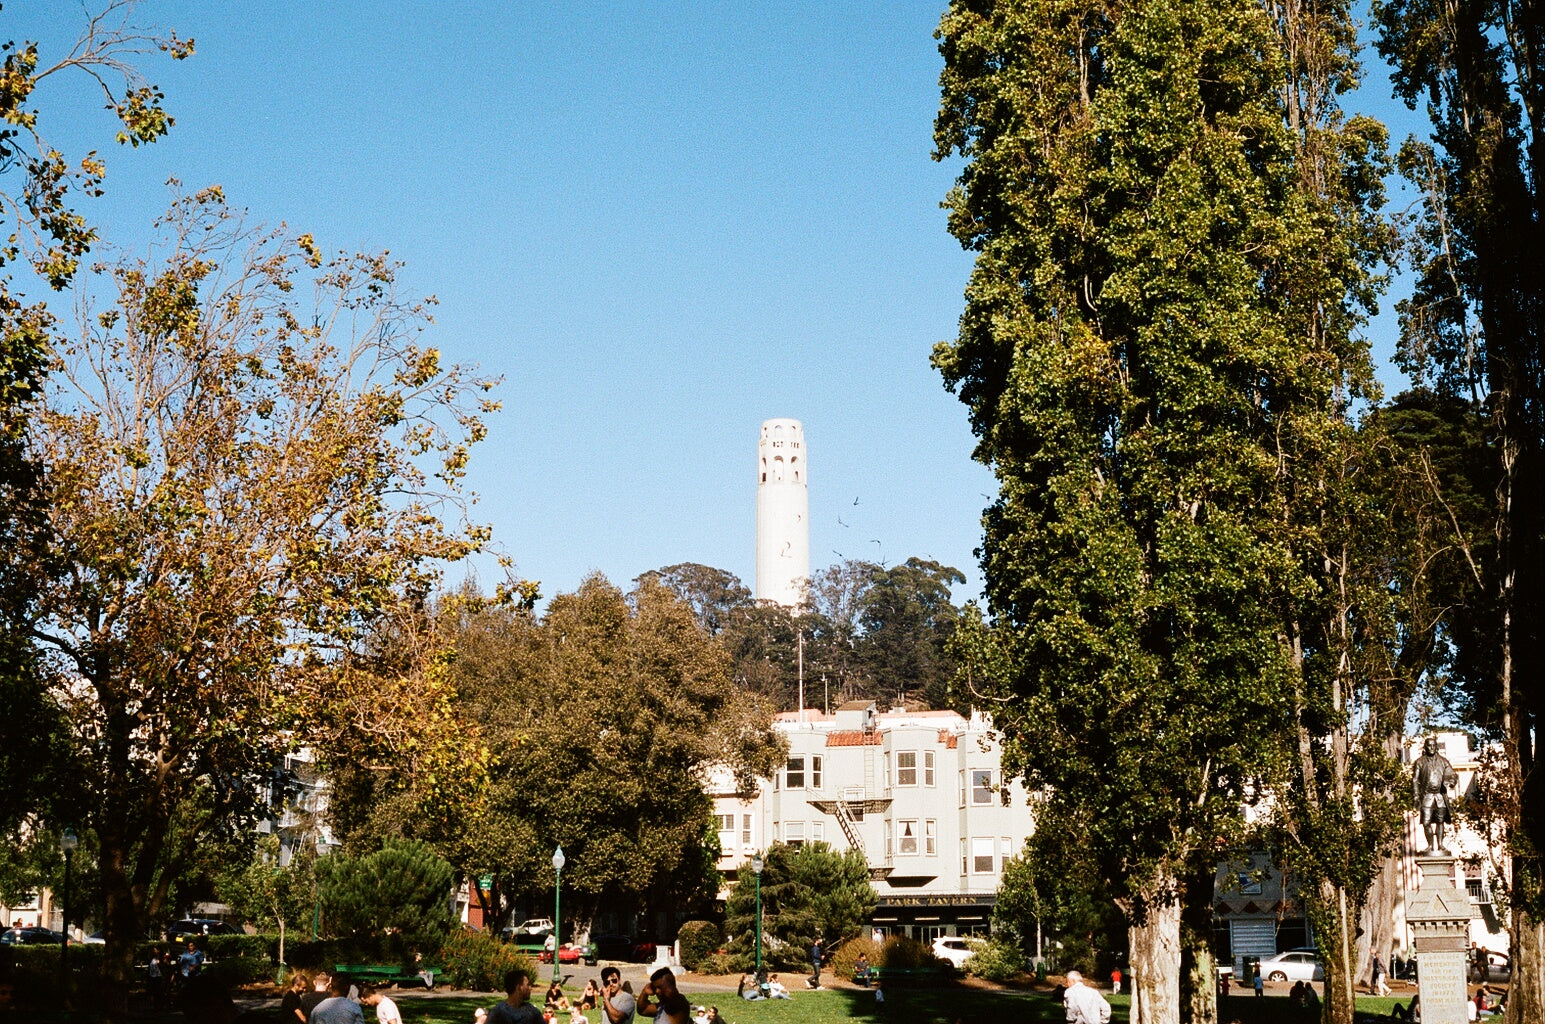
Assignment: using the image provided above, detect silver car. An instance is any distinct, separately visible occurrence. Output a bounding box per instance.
[1259,950,1324,982]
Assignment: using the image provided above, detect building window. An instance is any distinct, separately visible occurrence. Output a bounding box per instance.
[774,822,781,843]
[885,821,894,859]
[812,821,825,842]
[972,837,995,874]
[1237,872,1263,896]
[960,838,968,874]
[959,770,967,806]
[786,821,805,849]
[812,755,823,789]
[1000,837,1012,870]
[787,756,805,789]
[899,819,919,855]
[885,753,892,789]
[897,752,918,786]
[926,819,937,856]
[924,751,936,787]
[972,769,995,805]
[742,814,753,846]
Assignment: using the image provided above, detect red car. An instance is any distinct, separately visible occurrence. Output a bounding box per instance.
[539,943,590,965]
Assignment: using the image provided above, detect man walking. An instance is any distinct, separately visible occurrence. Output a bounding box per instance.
[600,966,635,1024]
[1063,971,1112,1024]
[1372,954,1390,997]
[809,937,823,989]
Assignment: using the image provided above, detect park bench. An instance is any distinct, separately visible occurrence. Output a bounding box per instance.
[868,965,952,986]
[333,963,442,988]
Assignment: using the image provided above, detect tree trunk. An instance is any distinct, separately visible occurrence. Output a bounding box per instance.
[1128,873,1182,1024]
[1507,896,1545,1023]
[1314,878,1357,1024]
[1360,851,1401,988]
[1180,860,1217,1024]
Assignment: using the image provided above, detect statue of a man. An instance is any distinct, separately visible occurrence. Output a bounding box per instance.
[1412,736,1459,854]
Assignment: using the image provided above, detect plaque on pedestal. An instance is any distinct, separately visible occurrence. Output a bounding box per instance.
[1405,855,1476,1024]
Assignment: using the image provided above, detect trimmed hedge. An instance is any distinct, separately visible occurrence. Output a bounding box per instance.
[676,921,721,971]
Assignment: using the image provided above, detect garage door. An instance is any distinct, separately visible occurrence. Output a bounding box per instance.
[1231,920,1278,958]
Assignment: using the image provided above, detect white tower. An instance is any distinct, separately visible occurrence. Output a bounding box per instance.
[755,418,810,608]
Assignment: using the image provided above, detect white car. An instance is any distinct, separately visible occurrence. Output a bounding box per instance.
[1259,950,1324,982]
[931,935,976,969]
[511,917,554,936]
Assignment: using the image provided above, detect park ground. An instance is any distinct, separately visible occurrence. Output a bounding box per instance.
[22,969,1435,1023]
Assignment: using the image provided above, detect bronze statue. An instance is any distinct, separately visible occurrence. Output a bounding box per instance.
[1412,736,1459,854]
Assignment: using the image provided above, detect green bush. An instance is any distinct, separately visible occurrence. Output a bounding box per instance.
[438,930,534,992]
[877,935,937,970]
[696,951,746,976]
[964,938,1025,982]
[676,921,721,971]
[828,936,877,982]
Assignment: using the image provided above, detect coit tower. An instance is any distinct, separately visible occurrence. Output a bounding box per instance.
[755,418,810,608]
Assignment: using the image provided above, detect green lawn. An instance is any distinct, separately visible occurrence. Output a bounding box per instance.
[227,985,1408,1024]
[10,981,1414,1022]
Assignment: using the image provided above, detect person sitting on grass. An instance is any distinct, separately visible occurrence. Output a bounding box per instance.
[547,981,572,1012]
[490,967,543,1024]
[765,975,791,1000]
[577,979,599,1011]
[737,974,762,1001]
[706,1007,729,1024]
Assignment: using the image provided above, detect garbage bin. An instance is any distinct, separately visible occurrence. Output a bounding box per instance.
[1035,960,1047,982]
[1244,956,1260,981]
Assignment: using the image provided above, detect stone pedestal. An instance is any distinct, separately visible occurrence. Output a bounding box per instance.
[1406,855,1475,1024]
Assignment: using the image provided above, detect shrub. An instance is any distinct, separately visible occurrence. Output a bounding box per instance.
[438,930,534,992]
[965,938,1025,983]
[877,935,936,970]
[696,951,745,976]
[676,921,721,971]
[827,936,877,982]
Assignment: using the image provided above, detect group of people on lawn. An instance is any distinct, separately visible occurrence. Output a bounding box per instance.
[483,964,703,1024]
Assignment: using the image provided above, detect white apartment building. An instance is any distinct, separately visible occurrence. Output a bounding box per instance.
[710,701,1036,941]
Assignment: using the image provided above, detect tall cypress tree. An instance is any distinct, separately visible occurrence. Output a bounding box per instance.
[1373,0,1545,1015]
[934,1,1388,1020]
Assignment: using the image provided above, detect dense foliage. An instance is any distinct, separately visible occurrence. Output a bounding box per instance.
[723,843,878,969]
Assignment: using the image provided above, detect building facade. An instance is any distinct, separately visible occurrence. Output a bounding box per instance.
[711,701,1036,941]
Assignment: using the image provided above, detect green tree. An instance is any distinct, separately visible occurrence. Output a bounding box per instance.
[1373,0,1545,1010]
[379,575,783,941]
[317,838,454,950]
[217,835,318,964]
[934,0,1388,1019]
[857,557,965,709]
[723,843,877,966]
[993,809,1127,974]
[22,188,494,1017]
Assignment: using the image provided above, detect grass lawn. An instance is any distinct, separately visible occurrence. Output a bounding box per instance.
[10,981,1413,1022]
[210,985,1409,1024]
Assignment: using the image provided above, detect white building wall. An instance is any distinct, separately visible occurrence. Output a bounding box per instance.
[710,702,1036,938]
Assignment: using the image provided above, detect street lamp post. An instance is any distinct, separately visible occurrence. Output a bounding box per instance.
[751,855,765,985]
[551,846,565,984]
[60,828,78,1007]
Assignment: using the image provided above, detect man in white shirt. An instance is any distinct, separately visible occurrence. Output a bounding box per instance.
[361,985,402,1024]
[1064,971,1112,1024]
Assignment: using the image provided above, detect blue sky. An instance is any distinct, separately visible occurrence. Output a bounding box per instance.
[13,2,1426,608]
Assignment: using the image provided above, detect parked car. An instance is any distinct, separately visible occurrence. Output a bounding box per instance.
[1,926,68,946]
[510,917,554,937]
[166,919,242,941]
[1259,949,1324,983]
[83,931,106,944]
[539,942,597,966]
[589,934,655,962]
[931,936,974,969]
